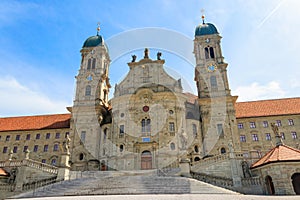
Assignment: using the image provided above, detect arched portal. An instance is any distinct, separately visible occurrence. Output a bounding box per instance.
[265,175,275,195]
[292,173,300,195]
[141,151,152,170]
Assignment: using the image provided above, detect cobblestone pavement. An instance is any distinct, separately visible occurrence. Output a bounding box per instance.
[12,194,299,200]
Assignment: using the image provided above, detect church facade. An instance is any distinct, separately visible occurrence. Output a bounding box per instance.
[0,19,299,177]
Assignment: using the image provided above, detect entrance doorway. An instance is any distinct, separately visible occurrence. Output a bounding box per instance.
[292,173,300,195]
[265,175,275,195]
[141,151,152,170]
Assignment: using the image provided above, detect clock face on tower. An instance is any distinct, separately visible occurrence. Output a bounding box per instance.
[207,62,217,72]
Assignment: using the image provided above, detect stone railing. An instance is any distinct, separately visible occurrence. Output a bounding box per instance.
[241,177,262,186]
[0,159,58,174]
[157,160,180,176]
[191,171,234,189]
[0,183,16,192]
[22,176,60,191]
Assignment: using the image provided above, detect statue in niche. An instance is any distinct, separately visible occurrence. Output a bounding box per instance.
[157,52,162,60]
[241,161,252,178]
[131,55,137,62]
[144,48,149,59]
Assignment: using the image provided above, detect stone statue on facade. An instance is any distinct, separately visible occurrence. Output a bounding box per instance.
[63,134,71,154]
[271,123,279,135]
[144,48,149,59]
[131,55,137,62]
[241,161,252,178]
[7,168,17,184]
[180,130,188,150]
[157,52,162,60]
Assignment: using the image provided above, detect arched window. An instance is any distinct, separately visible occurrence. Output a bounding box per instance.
[120,144,124,152]
[210,76,218,89]
[170,142,175,150]
[192,124,197,137]
[92,58,96,69]
[87,59,91,70]
[85,85,91,96]
[79,153,84,161]
[209,47,215,58]
[205,47,209,59]
[141,118,151,133]
[220,147,226,154]
[51,158,57,166]
[53,144,59,151]
[194,145,199,153]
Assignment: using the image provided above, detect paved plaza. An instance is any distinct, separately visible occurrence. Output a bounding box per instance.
[11,194,300,200]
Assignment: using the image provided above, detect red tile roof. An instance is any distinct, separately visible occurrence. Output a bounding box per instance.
[0,168,8,176]
[184,92,198,104]
[0,114,71,132]
[235,97,300,118]
[251,144,300,169]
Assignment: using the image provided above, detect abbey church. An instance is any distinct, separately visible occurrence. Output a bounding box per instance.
[1,18,300,195]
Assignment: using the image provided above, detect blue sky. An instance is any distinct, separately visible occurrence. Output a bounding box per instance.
[0,0,299,117]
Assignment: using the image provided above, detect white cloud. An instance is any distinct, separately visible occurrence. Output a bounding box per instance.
[233,81,286,102]
[0,76,69,117]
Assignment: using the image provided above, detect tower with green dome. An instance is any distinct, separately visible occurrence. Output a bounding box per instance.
[193,15,241,156]
[70,24,111,168]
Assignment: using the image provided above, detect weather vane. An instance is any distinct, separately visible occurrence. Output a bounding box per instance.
[201,9,205,24]
[97,22,100,35]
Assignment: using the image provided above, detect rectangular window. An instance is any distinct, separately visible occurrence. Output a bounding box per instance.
[46,133,51,139]
[280,132,285,140]
[276,120,282,127]
[55,133,60,139]
[53,144,59,151]
[16,135,20,141]
[33,145,38,152]
[119,125,125,138]
[3,146,8,153]
[291,132,297,139]
[41,159,46,163]
[23,146,28,152]
[288,119,294,126]
[26,134,30,140]
[240,135,246,142]
[262,121,268,128]
[13,146,18,153]
[252,134,259,141]
[44,145,48,152]
[265,133,271,141]
[169,122,175,132]
[210,76,218,89]
[6,135,10,141]
[80,131,86,143]
[237,123,244,129]
[36,134,40,140]
[217,124,224,136]
[250,122,256,129]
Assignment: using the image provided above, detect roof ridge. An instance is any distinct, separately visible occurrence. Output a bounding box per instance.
[236,97,300,104]
[0,113,71,119]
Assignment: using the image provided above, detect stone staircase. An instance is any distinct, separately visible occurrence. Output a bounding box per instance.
[13,170,238,198]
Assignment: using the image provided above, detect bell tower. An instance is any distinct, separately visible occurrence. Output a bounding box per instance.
[193,15,240,156]
[71,24,111,163]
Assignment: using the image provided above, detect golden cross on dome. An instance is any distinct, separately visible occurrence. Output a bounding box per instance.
[201,9,205,24]
[97,22,100,35]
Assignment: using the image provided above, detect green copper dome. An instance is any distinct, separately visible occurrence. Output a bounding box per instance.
[82,34,103,48]
[195,23,219,36]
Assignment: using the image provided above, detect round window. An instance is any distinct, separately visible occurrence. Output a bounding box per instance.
[143,106,149,112]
